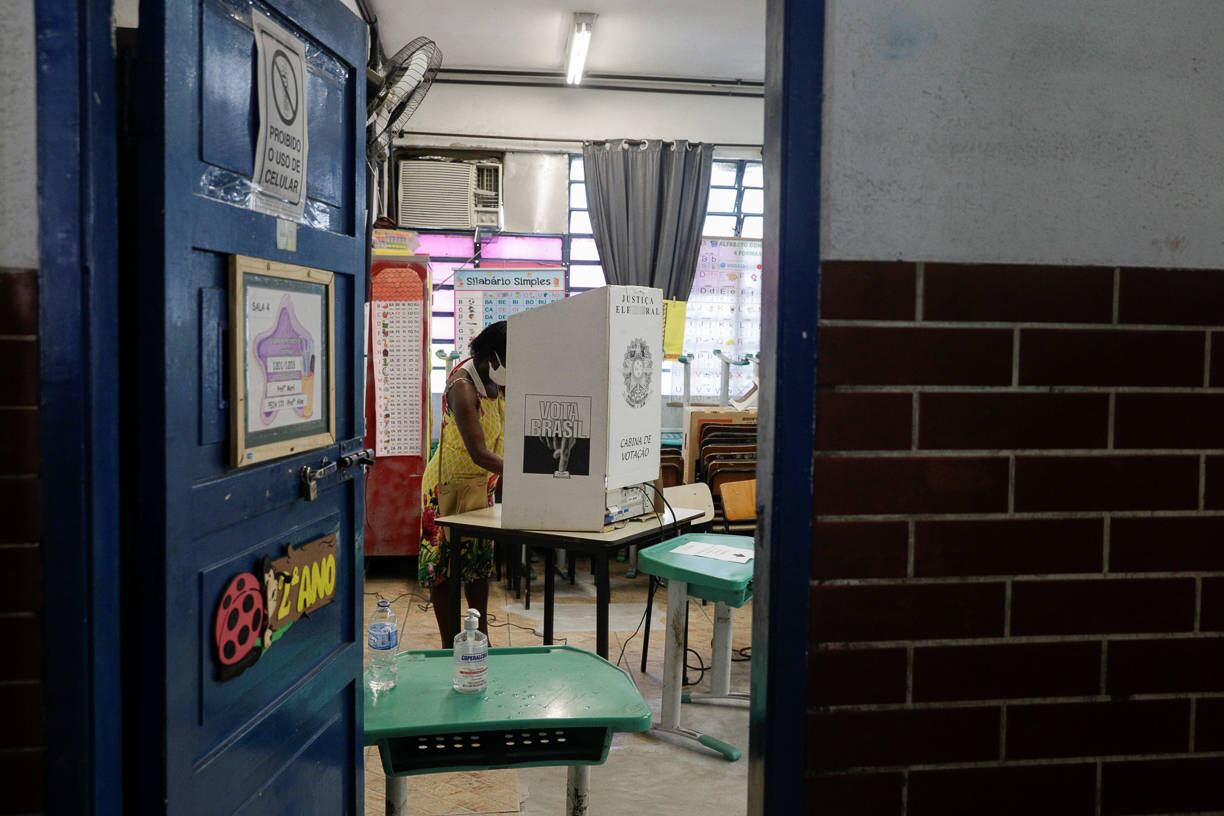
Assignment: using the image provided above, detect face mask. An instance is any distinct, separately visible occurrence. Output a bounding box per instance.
[487,353,507,387]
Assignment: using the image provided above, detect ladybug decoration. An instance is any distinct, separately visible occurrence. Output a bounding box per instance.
[214,572,266,681]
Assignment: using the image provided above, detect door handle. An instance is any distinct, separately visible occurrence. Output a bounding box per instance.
[339,448,375,471]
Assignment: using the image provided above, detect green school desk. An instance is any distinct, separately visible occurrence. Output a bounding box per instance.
[365,645,652,815]
[637,533,754,761]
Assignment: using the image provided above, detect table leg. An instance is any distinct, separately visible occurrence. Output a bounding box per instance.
[543,547,556,645]
[660,578,688,731]
[566,765,591,816]
[710,601,733,698]
[524,546,532,611]
[386,774,408,816]
[595,550,610,659]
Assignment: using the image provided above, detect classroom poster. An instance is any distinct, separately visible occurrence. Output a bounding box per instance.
[246,278,325,434]
[683,238,762,398]
[371,268,427,457]
[453,268,564,357]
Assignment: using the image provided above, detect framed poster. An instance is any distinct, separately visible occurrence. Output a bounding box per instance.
[230,255,336,467]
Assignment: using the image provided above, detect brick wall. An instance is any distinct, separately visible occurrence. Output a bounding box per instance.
[0,267,43,815]
[809,262,1224,815]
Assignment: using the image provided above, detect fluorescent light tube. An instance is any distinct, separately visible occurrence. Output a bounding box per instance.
[566,13,596,85]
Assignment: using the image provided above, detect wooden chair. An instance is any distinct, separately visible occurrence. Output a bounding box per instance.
[719,478,757,535]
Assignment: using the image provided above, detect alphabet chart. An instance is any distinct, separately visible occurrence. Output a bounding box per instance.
[453,267,566,356]
[371,267,428,457]
[682,239,762,398]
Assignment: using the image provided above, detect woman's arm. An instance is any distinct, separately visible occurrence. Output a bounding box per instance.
[448,379,504,475]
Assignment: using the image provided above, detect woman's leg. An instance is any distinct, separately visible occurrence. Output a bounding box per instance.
[463,580,490,637]
[430,579,459,648]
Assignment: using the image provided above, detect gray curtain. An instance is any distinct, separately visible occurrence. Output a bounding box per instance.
[582,139,713,300]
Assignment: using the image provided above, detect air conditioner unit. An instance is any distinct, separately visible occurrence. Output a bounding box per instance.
[396,159,503,230]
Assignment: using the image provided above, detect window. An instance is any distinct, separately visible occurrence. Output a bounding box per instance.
[567,156,763,271]
[416,231,565,393]
[567,155,764,402]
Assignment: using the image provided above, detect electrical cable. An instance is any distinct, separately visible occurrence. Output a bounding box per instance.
[486,611,567,646]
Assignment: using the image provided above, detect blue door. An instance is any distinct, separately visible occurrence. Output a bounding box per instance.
[131,0,367,812]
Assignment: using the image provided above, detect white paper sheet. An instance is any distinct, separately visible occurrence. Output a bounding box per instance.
[671,540,754,564]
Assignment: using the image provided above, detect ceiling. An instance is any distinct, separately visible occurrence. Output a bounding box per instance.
[368,0,766,82]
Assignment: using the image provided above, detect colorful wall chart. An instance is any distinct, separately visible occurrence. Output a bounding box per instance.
[454,268,565,358]
[682,238,762,398]
[371,269,427,457]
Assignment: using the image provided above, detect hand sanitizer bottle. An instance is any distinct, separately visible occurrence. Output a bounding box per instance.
[453,608,488,694]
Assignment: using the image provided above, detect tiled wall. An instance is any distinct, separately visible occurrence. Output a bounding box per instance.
[809,262,1224,814]
[0,267,43,815]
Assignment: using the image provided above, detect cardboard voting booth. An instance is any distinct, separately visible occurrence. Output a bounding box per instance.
[503,286,665,531]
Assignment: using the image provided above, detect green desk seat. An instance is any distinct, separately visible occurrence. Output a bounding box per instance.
[365,646,651,778]
[637,534,753,761]
[637,533,754,608]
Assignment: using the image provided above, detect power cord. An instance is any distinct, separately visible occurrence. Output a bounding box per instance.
[486,611,567,646]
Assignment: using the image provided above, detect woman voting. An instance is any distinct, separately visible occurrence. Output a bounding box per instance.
[419,321,507,646]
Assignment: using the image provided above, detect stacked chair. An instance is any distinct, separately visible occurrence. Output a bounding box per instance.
[693,421,758,535]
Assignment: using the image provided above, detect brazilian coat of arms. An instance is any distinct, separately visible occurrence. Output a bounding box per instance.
[622,338,653,408]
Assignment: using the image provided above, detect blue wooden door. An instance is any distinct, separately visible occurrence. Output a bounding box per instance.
[132,0,367,812]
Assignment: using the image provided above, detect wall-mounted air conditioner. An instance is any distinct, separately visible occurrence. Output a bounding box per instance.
[396,159,503,230]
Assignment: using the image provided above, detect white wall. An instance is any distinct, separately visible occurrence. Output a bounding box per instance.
[1,0,38,268]
[409,83,765,146]
[823,1,1224,268]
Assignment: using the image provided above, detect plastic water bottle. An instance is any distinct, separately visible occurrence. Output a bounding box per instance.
[452,609,488,694]
[368,599,398,692]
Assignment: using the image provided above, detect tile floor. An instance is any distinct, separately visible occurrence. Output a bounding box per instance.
[362,551,753,815]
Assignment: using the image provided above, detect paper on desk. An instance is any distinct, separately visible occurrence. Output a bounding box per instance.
[671,540,754,563]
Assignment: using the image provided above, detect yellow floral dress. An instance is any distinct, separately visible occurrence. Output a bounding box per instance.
[418,361,504,587]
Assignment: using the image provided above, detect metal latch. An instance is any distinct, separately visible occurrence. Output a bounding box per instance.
[340,448,375,471]
[300,457,338,501]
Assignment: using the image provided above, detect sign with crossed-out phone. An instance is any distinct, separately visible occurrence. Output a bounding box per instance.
[251,9,308,220]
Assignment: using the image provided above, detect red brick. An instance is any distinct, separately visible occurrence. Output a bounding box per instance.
[0,546,40,613]
[815,391,912,452]
[1019,329,1204,386]
[810,707,999,769]
[909,764,1096,816]
[817,326,1013,386]
[820,261,916,321]
[812,521,909,579]
[1118,267,1224,326]
[1108,637,1224,695]
[0,683,42,748]
[0,268,36,335]
[1102,758,1224,815]
[1008,700,1189,759]
[1200,577,1224,632]
[0,749,45,813]
[1115,394,1224,449]
[1010,578,1195,636]
[811,583,1004,642]
[919,392,1108,451]
[1203,457,1224,510]
[1014,455,1199,512]
[1110,517,1224,572]
[0,409,38,474]
[0,616,41,681]
[913,642,1101,702]
[807,773,904,814]
[914,519,1102,577]
[1211,333,1224,386]
[0,339,38,405]
[0,478,39,543]
[814,456,1009,516]
[925,263,1114,324]
[809,647,907,706]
